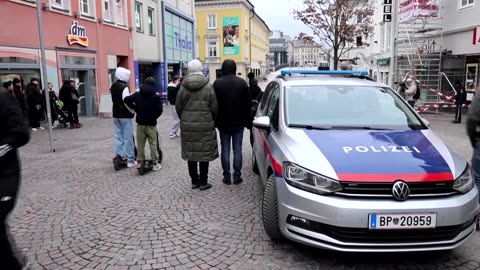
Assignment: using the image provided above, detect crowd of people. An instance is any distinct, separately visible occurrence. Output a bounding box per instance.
[110,59,262,190]
[1,77,82,131]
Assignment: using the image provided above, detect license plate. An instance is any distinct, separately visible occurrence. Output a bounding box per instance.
[369,213,436,230]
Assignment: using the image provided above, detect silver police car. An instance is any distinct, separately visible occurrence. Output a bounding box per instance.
[251,69,480,252]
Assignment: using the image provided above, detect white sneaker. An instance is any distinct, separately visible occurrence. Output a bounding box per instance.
[39,126,45,130]
[31,128,37,131]
[152,163,162,171]
[127,161,137,168]
[169,134,176,139]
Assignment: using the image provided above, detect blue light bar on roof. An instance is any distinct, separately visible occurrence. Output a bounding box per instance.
[280,70,369,76]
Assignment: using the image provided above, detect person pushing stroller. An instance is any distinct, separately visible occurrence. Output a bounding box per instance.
[124,77,163,171]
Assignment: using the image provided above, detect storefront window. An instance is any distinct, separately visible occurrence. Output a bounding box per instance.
[60,55,95,65]
[0,70,40,88]
[164,11,194,64]
[0,57,37,64]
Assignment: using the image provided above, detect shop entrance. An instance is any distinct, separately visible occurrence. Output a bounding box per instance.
[61,69,97,117]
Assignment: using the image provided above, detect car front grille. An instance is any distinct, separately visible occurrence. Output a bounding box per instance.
[287,215,476,244]
[336,181,457,198]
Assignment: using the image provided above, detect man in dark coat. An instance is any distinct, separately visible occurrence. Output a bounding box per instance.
[12,78,27,121]
[247,72,263,147]
[124,77,163,170]
[0,87,30,269]
[213,59,251,185]
[176,59,218,191]
[25,78,43,131]
[453,81,467,124]
[59,80,81,129]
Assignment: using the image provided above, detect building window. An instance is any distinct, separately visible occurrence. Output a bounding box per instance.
[147,7,155,35]
[50,0,69,10]
[135,2,143,32]
[115,0,126,26]
[208,40,218,57]
[207,14,217,29]
[80,0,94,17]
[103,0,112,21]
[458,0,475,9]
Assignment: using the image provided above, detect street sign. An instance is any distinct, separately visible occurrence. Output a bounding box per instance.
[383,14,392,22]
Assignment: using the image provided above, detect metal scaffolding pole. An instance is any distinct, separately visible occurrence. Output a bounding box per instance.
[36,0,55,152]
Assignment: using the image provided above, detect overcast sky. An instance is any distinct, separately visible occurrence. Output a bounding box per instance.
[249,0,315,39]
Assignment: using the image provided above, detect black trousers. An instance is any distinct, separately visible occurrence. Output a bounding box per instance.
[455,104,463,122]
[67,104,79,124]
[249,128,254,148]
[28,106,41,128]
[188,161,209,186]
[0,162,22,270]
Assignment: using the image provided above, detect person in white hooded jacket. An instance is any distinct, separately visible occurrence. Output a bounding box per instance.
[110,67,136,168]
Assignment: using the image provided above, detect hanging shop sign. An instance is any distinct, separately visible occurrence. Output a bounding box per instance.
[399,0,440,23]
[67,21,89,47]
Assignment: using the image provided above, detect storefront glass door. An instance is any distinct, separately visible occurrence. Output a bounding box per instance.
[61,69,97,117]
[466,63,478,92]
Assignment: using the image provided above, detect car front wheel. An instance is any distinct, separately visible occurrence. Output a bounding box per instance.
[262,174,283,240]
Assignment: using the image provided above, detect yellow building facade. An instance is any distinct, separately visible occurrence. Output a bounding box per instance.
[195,0,271,81]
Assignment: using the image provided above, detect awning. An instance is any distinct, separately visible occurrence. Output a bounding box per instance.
[376,57,391,65]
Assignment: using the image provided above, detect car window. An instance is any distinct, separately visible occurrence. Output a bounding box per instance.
[284,85,426,130]
[261,83,279,115]
[267,87,280,130]
[259,82,275,113]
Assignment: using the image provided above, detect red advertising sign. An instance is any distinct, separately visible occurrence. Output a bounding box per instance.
[399,0,439,23]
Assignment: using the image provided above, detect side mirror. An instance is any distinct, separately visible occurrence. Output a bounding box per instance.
[422,118,431,127]
[253,116,271,130]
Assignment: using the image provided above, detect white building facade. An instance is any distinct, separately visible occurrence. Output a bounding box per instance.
[292,39,326,68]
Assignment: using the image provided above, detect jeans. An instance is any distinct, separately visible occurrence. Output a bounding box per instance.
[114,118,135,163]
[169,105,180,136]
[219,128,244,180]
[188,161,209,186]
[472,142,480,202]
[137,125,159,163]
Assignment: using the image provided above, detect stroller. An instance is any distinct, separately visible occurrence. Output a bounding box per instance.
[53,100,69,128]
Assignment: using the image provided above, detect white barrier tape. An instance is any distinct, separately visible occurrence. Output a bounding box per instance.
[417,103,469,113]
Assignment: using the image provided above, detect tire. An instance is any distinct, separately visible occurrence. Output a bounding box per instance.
[252,152,259,174]
[262,174,283,240]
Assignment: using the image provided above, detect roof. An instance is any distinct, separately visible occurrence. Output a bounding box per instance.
[195,0,271,32]
[292,39,321,48]
[279,76,386,88]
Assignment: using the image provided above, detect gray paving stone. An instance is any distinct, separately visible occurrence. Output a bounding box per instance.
[7,109,480,269]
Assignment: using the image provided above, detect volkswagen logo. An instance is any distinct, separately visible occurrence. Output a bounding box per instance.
[392,181,410,201]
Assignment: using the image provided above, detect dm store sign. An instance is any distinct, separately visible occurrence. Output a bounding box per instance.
[67,21,89,47]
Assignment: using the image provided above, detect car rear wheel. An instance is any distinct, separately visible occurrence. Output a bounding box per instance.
[252,151,259,174]
[262,174,283,240]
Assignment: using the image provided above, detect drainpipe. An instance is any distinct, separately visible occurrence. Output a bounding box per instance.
[249,8,254,75]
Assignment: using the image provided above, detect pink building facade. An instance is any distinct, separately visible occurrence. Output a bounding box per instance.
[0,0,134,117]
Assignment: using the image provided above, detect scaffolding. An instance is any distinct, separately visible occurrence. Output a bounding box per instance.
[394,0,452,108]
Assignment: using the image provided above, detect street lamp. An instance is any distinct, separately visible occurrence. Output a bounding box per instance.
[36,0,55,152]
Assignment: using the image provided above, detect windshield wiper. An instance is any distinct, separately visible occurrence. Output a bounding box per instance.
[288,124,331,130]
[330,126,390,130]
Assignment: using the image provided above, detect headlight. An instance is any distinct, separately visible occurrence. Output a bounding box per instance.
[453,165,474,193]
[282,162,342,195]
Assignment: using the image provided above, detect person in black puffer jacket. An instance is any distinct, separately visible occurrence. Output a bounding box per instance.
[25,78,43,130]
[0,87,30,270]
[124,77,163,170]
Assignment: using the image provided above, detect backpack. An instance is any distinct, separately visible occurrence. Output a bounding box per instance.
[413,81,421,100]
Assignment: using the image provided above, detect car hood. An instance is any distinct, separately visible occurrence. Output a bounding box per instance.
[283,128,467,183]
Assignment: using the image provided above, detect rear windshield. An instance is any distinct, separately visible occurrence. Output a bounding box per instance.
[284,85,426,130]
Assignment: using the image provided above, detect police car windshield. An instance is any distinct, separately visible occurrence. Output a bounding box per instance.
[284,85,426,130]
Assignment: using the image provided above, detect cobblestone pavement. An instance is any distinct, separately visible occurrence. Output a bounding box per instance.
[9,109,480,270]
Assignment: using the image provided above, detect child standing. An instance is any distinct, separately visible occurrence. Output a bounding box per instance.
[124,77,163,171]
